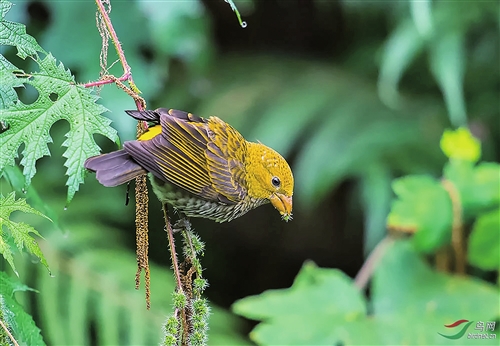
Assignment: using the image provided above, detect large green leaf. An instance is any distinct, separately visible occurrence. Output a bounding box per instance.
[371,240,499,345]
[387,175,453,253]
[468,209,500,270]
[0,54,118,202]
[232,261,366,345]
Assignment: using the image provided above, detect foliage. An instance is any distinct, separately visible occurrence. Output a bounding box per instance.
[0,0,248,344]
[388,127,499,254]
[234,241,499,344]
[0,272,45,346]
[0,191,50,276]
[233,126,499,344]
[2,193,249,346]
[233,242,499,345]
[0,0,118,202]
[0,0,498,344]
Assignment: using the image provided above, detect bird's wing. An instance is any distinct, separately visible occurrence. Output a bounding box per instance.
[205,116,248,202]
[124,109,247,204]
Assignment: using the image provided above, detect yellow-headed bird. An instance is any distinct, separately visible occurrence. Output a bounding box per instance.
[84,108,294,223]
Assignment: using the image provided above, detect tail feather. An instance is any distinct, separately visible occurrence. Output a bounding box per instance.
[85,150,147,187]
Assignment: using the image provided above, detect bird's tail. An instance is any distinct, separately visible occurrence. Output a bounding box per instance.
[84,150,147,187]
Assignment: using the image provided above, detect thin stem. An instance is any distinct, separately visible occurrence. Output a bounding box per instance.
[163,204,184,292]
[441,179,465,275]
[95,0,130,76]
[354,236,394,290]
[93,0,144,111]
[82,72,130,88]
[0,318,19,346]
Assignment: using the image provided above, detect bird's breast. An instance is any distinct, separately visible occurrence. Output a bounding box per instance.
[149,175,268,222]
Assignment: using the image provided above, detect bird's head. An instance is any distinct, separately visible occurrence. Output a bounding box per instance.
[245,142,294,221]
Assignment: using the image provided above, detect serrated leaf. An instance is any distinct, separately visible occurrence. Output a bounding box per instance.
[0,191,51,275]
[0,0,45,58]
[232,261,366,344]
[440,127,481,162]
[2,165,62,231]
[468,209,500,270]
[0,54,118,202]
[387,175,453,253]
[0,271,45,346]
[0,53,26,108]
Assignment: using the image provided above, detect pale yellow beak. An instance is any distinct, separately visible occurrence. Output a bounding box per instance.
[270,193,293,221]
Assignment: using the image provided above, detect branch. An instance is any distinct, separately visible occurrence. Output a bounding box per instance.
[86,0,145,111]
[0,318,19,346]
[354,236,394,290]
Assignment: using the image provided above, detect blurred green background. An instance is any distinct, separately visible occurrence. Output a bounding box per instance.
[1,0,499,344]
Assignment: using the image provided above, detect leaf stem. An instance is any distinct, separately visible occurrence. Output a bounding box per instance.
[0,318,19,346]
[441,178,465,274]
[354,236,394,290]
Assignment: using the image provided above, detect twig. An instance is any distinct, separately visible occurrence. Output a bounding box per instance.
[88,0,145,111]
[441,179,465,275]
[82,73,129,88]
[354,236,394,290]
[94,0,132,84]
[0,318,19,346]
[163,204,184,292]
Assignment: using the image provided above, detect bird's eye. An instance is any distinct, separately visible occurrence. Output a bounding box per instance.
[271,176,281,188]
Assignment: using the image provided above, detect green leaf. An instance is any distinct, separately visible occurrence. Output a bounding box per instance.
[387,176,453,253]
[2,165,62,231]
[468,209,500,270]
[410,0,433,38]
[0,191,51,275]
[429,31,467,127]
[367,240,500,345]
[360,164,393,255]
[373,240,499,320]
[0,272,45,346]
[0,0,45,58]
[0,54,27,108]
[0,54,118,202]
[443,161,500,218]
[378,19,424,107]
[232,261,366,345]
[440,127,481,162]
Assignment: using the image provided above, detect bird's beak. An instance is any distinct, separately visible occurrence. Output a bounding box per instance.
[270,193,293,221]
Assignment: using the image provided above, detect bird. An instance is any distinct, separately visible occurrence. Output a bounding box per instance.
[84,108,294,223]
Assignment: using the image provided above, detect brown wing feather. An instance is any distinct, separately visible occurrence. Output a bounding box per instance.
[205,117,248,202]
[123,109,247,204]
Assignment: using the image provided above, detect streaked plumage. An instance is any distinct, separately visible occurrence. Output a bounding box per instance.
[85,108,294,222]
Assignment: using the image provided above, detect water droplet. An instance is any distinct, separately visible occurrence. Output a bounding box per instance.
[21,188,27,194]
[63,206,68,211]
[241,21,247,28]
